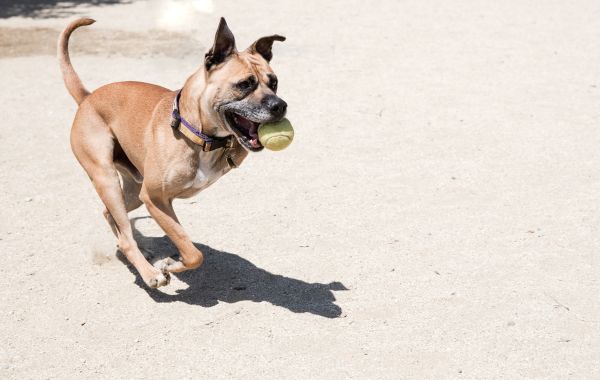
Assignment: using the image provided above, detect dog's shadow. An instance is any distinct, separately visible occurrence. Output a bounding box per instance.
[118,217,347,318]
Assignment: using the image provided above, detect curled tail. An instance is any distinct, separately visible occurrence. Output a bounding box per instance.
[57,17,95,104]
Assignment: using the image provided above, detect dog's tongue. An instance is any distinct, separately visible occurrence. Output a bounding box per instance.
[234,114,259,140]
[249,123,259,140]
[249,138,261,148]
[233,114,261,148]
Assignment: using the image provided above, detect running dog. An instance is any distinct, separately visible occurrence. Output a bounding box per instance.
[58,17,287,288]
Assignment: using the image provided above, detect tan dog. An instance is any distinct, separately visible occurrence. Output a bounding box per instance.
[58,17,287,288]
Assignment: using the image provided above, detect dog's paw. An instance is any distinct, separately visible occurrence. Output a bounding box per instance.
[144,269,170,289]
[153,256,186,273]
[153,256,176,272]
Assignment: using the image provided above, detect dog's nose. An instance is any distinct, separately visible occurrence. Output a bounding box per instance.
[263,95,287,118]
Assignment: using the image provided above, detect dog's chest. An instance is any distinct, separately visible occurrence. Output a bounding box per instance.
[169,145,245,199]
[181,159,231,196]
[190,165,215,189]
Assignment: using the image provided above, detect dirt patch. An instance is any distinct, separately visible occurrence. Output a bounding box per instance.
[0,27,201,58]
[0,0,130,19]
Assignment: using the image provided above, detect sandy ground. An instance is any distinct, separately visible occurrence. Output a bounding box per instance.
[1,0,600,378]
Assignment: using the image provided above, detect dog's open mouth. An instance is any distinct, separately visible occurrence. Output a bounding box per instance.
[225,112,263,151]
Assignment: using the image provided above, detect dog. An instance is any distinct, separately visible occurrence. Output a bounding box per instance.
[58,17,287,288]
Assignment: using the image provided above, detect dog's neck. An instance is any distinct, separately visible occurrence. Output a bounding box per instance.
[177,70,248,167]
[179,70,227,139]
[178,74,204,132]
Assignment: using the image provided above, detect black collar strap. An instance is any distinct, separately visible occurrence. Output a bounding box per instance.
[170,90,234,151]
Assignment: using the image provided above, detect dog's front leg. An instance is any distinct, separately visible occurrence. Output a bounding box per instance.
[140,187,203,273]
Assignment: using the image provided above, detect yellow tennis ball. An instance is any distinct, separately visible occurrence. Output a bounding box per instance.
[258,118,294,151]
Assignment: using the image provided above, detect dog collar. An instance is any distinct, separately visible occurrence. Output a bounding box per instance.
[170,90,234,152]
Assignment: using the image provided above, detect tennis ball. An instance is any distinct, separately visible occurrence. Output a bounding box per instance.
[258,118,294,151]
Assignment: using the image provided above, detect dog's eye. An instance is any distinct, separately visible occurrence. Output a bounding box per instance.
[238,80,251,90]
[267,74,278,92]
[237,77,256,91]
[269,78,278,92]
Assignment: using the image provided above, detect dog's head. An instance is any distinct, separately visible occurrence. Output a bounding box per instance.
[200,18,287,152]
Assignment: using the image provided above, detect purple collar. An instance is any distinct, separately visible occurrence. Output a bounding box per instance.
[170,90,234,151]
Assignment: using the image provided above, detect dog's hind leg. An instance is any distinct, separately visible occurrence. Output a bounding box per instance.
[71,112,169,288]
[106,161,143,218]
[116,160,144,208]
[102,172,142,237]
[103,159,144,237]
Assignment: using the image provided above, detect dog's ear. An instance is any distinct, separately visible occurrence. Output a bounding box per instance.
[247,35,286,62]
[205,17,236,70]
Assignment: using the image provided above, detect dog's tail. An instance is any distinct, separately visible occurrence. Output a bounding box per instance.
[57,17,95,105]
